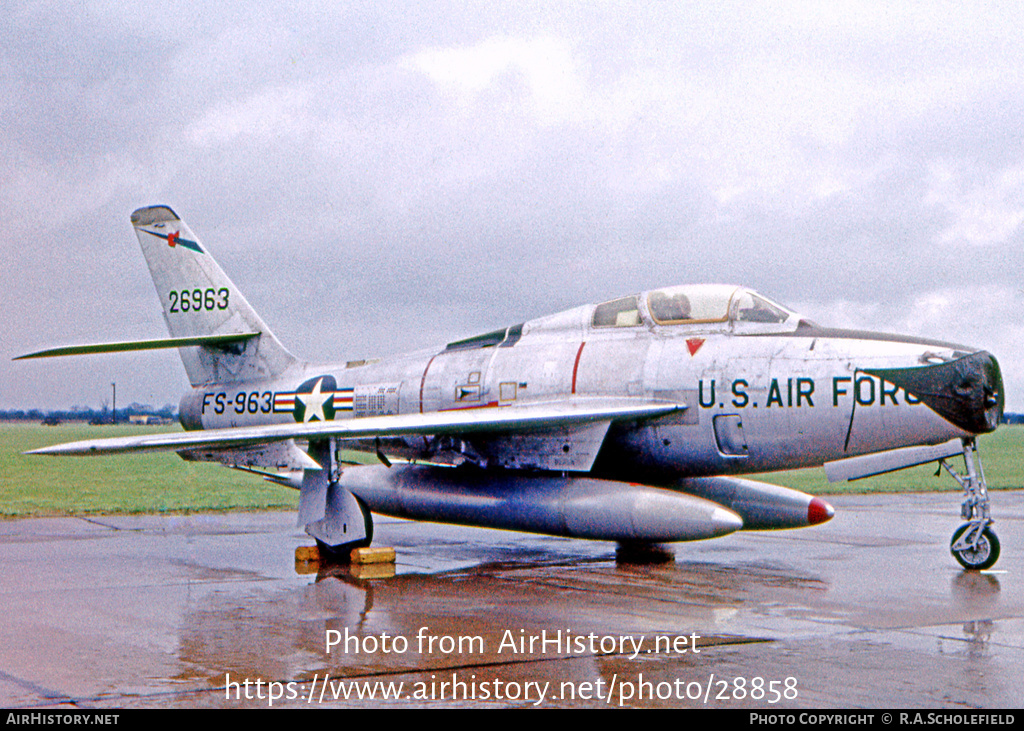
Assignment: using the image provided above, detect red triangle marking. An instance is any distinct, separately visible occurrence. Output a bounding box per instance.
[686,338,705,356]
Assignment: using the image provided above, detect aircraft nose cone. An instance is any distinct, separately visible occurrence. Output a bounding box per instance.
[866,350,1004,434]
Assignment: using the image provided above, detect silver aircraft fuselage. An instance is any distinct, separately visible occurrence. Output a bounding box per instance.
[178,283,1003,486]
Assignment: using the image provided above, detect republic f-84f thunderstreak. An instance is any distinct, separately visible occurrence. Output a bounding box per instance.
[19,205,1005,569]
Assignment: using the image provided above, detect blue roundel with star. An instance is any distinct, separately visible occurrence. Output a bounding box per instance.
[293,375,338,423]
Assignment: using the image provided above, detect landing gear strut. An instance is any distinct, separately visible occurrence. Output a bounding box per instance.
[941,438,999,570]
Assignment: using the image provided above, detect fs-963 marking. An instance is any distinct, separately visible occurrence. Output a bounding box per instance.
[202,391,274,415]
[169,288,229,313]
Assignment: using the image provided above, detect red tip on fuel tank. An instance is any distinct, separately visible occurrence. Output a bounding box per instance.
[808,498,834,525]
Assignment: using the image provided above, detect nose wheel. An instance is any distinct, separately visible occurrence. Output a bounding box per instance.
[942,438,1000,570]
[950,523,1000,570]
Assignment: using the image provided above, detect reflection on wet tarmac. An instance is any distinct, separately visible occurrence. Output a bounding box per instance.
[1,490,1022,708]
[180,549,790,707]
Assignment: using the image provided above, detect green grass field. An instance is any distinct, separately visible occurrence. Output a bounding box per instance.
[1,422,1021,517]
[1,422,300,516]
[748,426,1023,495]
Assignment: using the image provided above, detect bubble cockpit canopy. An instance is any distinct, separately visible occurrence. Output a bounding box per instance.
[592,285,798,329]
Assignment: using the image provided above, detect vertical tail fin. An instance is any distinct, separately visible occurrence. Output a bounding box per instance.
[131,205,297,386]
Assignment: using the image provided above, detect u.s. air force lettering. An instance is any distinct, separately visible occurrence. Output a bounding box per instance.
[698,376,923,409]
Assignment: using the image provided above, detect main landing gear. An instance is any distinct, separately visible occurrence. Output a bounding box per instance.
[941,438,1000,570]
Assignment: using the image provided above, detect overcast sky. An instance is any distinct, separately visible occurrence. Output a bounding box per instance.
[3,1,1023,412]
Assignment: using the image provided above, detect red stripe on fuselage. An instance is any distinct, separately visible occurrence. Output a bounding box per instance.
[571,341,586,394]
[420,354,438,414]
[440,401,501,412]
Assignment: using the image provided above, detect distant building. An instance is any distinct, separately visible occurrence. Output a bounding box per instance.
[128,414,174,426]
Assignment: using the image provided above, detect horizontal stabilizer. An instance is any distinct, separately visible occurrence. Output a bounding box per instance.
[14,333,260,360]
[824,438,963,483]
[26,398,683,457]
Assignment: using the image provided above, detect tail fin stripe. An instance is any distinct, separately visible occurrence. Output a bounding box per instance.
[139,226,203,253]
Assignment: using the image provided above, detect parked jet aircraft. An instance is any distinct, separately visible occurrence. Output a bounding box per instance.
[18,206,1005,569]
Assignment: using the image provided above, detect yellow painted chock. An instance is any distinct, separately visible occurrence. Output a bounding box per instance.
[350,547,397,565]
[294,544,397,568]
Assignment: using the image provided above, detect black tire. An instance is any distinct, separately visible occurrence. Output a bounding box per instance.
[950,524,1000,571]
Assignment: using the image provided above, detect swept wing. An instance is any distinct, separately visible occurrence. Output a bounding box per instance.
[26,398,682,458]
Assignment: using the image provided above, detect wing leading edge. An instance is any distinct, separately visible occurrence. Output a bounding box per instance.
[25,398,683,459]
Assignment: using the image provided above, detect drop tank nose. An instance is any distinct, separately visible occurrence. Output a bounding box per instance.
[866,350,1003,434]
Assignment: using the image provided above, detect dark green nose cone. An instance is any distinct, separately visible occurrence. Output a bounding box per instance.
[865,350,1003,434]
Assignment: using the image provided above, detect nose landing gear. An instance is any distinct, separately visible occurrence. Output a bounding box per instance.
[941,438,999,570]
